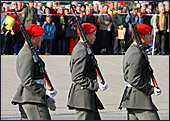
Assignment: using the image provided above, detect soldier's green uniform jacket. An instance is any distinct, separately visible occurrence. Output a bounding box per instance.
[67,41,104,113]
[11,44,47,105]
[20,7,38,26]
[119,43,158,111]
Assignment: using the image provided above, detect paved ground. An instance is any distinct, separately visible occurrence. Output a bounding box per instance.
[1,55,169,120]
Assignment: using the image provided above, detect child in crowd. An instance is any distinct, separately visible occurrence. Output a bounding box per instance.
[42,15,56,55]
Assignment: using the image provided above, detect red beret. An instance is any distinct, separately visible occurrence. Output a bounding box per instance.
[131,24,151,35]
[26,24,44,36]
[78,23,96,34]
[28,1,34,3]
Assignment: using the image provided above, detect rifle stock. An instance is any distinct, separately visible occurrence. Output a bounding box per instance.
[70,4,105,85]
[14,9,54,90]
[126,6,158,88]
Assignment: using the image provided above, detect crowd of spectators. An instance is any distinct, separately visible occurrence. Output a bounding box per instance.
[1,1,169,55]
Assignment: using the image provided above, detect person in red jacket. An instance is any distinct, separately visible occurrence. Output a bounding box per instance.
[5,1,21,54]
[69,5,80,54]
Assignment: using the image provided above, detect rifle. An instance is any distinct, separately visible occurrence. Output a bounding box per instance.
[14,9,54,91]
[70,4,105,85]
[126,6,159,88]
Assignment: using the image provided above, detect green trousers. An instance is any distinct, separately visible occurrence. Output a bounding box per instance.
[127,108,160,120]
[19,103,51,120]
[76,109,101,120]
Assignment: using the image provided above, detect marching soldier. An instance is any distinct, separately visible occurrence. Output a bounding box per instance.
[11,24,57,120]
[67,23,108,120]
[118,24,161,120]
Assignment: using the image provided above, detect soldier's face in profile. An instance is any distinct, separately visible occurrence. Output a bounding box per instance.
[32,35,43,47]
[87,30,96,44]
[141,33,152,46]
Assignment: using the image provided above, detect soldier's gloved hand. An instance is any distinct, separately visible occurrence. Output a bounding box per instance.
[46,89,57,97]
[46,97,56,111]
[98,82,108,91]
[154,87,161,96]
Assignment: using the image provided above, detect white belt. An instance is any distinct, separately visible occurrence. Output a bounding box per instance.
[126,83,133,88]
[34,79,46,85]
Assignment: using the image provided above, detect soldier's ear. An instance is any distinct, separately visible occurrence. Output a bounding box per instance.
[31,36,37,41]
[30,36,33,40]
[140,34,144,39]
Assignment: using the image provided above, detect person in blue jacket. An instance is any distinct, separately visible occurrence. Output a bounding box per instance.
[42,15,56,55]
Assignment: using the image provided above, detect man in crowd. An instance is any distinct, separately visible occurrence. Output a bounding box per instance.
[164,1,169,55]
[20,1,38,26]
[108,2,114,17]
[19,1,39,51]
[80,6,97,27]
[112,6,127,55]
[139,4,151,27]
[125,6,143,51]
[154,3,168,55]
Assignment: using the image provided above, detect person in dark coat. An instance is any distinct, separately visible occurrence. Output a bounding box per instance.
[112,6,127,54]
[139,5,152,27]
[91,3,100,28]
[93,5,112,54]
[55,7,66,54]
[80,6,97,27]
[64,8,71,55]
[125,6,143,51]
[18,1,39,53]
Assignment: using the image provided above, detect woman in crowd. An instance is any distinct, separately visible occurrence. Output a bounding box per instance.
[93,4,112,54]
[56,7,66,54]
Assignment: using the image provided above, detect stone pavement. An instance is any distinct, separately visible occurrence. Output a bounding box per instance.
[1,55,169,120]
